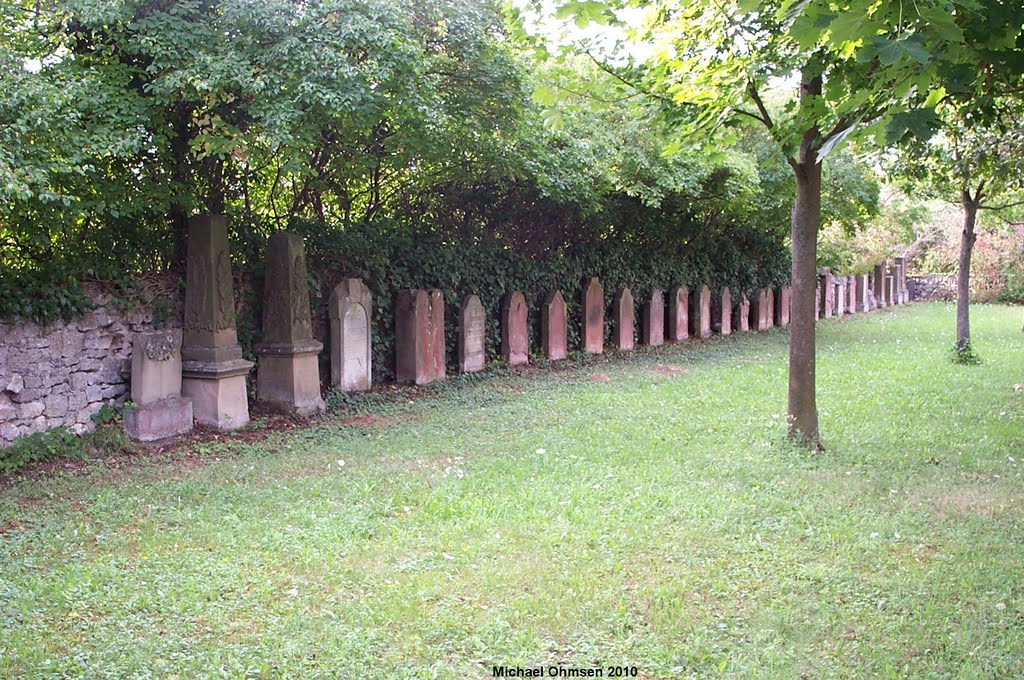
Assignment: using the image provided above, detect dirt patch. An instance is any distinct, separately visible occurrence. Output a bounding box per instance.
[591,373,610,383]
[909,484,1018,518]
[651,364,689,378]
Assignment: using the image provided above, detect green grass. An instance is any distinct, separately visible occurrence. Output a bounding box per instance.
[2,302,1023,679]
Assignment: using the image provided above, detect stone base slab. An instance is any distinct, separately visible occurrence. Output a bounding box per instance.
[255,347,325,416]
[123,396,193,443]
[182,371,251,430]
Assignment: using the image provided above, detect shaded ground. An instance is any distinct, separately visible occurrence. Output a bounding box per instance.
[1,303,1023,679]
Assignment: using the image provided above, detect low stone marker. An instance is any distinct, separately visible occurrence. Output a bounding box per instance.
[180,215,253,430]
[329,278,372,392]
[819,268,834,318]
[667,286,689,342]
[733,296,750,332]
[690,285,712,339]
[775,286,791,327]
[396,289,446,385]
[713,287,732,336]
[541,290,568,361]
[255,232,325,416]
[582,277,604,354]
[834,279,845,316]
[501,291,529,366]
[123,330,193,442]
[458,295,485,373]
[644,289,665,346]
[613,287,634,351]
[847,275,857,313]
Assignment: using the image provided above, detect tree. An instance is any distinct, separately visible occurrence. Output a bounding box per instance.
[891,101,1024,356]
[529,0,1024,446]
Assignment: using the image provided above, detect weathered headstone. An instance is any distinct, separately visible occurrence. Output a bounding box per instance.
[895,257,908,303]
[847,275,857,313]
[775,286,791,327]
[541,290,568,361]
[329,278,372,392]
[886,274,896,306]
[834,279,845,317]
[874,262,887,308]
[690,285,712,340]
[458,295,485,373]
[765,289,775,328]
[750,289,771,331]
[181,215,253,430]
[713,287,732,336]
[733,296,750,332]
[819,268,834,318]
[124,330,193,442]
[643,289,665,346]
[815,285,821,320]
[582,277,604,354]
[501,291,529,366]
[857,274,871,312]
[613,288,635,351]
[396,289,446,385]
[667,286,689,343]
[255,232,325,416]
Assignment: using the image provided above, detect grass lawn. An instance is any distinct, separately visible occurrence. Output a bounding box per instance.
[1,302,1023,679]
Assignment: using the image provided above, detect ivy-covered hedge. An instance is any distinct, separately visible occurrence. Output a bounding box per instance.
[232,221,790,383]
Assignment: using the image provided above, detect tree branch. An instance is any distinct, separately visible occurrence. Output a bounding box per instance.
[746,80,774,129]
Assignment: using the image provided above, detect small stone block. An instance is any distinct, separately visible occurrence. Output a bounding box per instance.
[123,397,193,443]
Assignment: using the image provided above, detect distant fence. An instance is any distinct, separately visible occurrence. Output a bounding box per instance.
[907,274,957,301]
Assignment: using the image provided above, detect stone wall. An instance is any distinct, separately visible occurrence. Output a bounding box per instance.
[0,290,179,446]
[907,274,957,301]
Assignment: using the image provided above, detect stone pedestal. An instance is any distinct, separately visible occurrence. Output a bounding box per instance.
[329,278,372,391]
[458,295,486,373]
[124,329,193,442]
[613,288,634,351]
[668,286,689,342]
[181,215,253,430]
[643,289,665,346]
[255,232,324,416]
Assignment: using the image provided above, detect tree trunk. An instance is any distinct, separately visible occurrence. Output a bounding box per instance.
[787,68,824,448]
[956,192,979,349]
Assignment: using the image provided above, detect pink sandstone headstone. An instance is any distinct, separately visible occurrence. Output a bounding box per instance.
[750,289,771,331]
[815,285,820,320]
[329,278,372,392]
[667,286,689,342]
[501,291,529,366]
[458,295,485,373]
[847,275,856,313]
[857,274,870,312]
[819,268,834,318]
[775,286,791,327]
[833,279,845,316]
[691,285,711,340]
[733,296,750,332]
[613,288,634,351]
[713,287,731,336]
[764,288,775,328]
[582,277,604,354]
[396,289,445,385]
[643,289,665,346]
[541,290,568,361]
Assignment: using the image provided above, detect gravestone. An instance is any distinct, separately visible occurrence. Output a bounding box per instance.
[541,290,568,361]
[713,287,732,336]
[329,278,372,391]
[690,285,712,340]
[458,295,485,373]
[819,268,834,318]
[501,291,529,366]
[582,277,604,354]
[857,274,871,312]
[874,263,887,307]
[255,232,325,416]
[123,330,193,442]
[396,289,446,385]
[180,215,253,430]
[834,279,845,316]
[613,288,634,351]
[765,289,775,328]
[895,257,908,303]
[887,274,896,306]
[815,285,820,320]
[667,286,689,342]
[643,289,665,346]
[750,289,771,331]
[775,286,791,327]
[733,296,750,332]
[847,275,857,313]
